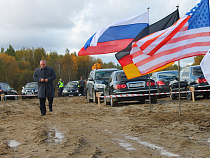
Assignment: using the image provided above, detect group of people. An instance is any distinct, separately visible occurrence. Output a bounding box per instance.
[33,60,86,116]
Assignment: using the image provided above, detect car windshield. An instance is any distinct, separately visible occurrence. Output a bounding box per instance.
[192,67,203,76]
[66,82,77,88]
[6,84,11,89]
[95,71,116,80]
[116,72,149,81]
[157,71,178,79]
[25,83,38,88]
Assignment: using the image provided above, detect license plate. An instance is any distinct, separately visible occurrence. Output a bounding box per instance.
[27,92,33,95]
[129,82,144,88]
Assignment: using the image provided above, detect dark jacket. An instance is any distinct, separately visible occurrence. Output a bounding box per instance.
[33,66,56,98]
[79,80,85,88]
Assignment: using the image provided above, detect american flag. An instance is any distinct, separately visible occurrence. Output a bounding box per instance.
[130,0,210,75]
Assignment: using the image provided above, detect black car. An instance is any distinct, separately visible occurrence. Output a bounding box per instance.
[0,82,18,100]
[151,70,178,94]
[104,70,158,106]
[21,82,38,99]
[180,65,210,100]
[86,68,119,103]
[62,81,79,97]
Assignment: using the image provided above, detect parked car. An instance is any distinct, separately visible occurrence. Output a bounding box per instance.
[180,65,210,100]
[21,82,38,99]
[151,70,178,95]
[0,82,18,100]
[104,70,158,106]
[62,81,79,97]
[86,68,119,103]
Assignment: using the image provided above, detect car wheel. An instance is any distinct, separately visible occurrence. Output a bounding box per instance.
[138,98,145,104]
[203,94,210,99]
[187,92,192,100]
[87,90,92,102]
[92,90,98,103]
[170,87,177,100]
[111,97,118,107]
[104,97,110,105]
[151,96,157,104]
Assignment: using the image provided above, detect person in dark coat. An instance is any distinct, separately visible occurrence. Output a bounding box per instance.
[33,60,56,116]
[78,76,85,96]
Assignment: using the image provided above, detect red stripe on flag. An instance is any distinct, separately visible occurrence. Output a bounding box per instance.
[141,51,207,74]
[167,32,210,44]
[135,41,210,67]
[78,38,134,56]
[146,16,190,56]
[118,54,133,67]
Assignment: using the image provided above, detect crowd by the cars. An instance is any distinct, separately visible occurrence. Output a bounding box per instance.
[1,65,210,103]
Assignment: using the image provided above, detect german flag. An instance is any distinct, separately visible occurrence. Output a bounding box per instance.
[115,9,180,79]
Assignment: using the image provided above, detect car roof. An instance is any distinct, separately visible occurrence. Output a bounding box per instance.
[67,81,78,83]
[189,65,200,68]
[114,70,124,73]
[94,68,118,72]
[155,70,178,73]
[26,82,38,84]
[0,82,9,85]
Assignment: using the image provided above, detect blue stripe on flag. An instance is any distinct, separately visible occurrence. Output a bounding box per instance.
[98,23,148,43]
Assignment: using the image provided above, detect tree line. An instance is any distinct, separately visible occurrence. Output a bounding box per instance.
[0,45,121,92]
[0,45,203,93]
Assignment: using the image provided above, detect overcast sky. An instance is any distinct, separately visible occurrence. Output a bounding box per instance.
[0,0,202,66]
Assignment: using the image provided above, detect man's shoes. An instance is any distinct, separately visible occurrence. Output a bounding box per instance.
[41,114,46,116]
[49,109,53,112]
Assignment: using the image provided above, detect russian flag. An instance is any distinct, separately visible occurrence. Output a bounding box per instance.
[78,12,149,56]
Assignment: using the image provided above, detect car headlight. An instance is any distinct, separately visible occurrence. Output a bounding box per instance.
[21,89,25,93]
[95,84,105,89]
[34,89,38,92]
[63,89,67,93]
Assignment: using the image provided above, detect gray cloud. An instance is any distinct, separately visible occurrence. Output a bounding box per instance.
[0,0,201,66]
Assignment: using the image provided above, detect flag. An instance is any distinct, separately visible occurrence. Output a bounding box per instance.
[201,49,210,84]
[115,9,179,79]
[131,0,210,75]
[78,12,149,56]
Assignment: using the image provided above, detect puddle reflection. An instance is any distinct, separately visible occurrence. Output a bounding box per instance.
[46,129,64,143]
[7,140,21,148]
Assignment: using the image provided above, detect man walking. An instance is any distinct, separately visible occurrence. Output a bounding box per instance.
[58,78,64,97]
[33,60,56,116]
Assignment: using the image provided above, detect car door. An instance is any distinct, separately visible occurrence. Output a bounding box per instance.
[104,72,115,101]
[104,72,114,99]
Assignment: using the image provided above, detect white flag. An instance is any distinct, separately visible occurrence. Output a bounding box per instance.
[201,49,210,84]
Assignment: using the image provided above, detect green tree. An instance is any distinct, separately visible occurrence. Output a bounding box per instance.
[1,47,4,53]
[192,55,204,65]
[5,44,16,57]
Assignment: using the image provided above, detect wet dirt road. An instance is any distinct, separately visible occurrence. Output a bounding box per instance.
[0,96,210,157]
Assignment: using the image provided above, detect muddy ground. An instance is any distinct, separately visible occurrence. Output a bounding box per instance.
[0,95,210,158]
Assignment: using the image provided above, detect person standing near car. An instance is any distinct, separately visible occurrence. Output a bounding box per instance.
[33,60,56,116]
[78,76,85,96]
[58,78,64,97]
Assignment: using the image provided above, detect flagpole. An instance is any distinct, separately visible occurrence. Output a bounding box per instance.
[147,6,152,111]
[176,4,181,116]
